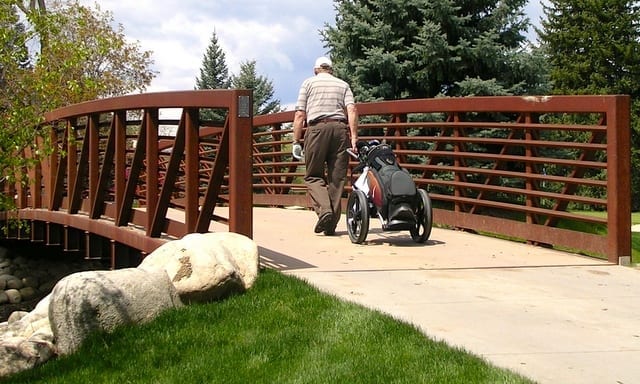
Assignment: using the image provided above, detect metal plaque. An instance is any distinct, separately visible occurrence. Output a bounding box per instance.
[238,95,250,118]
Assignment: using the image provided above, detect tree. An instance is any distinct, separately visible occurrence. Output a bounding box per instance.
[0,0,155,213]
[195,31,231,90]
[322,0,549,101]
[195,31,231,123]
[538,0,640,96]
[231,60,281,116]
[538,0,640,210]
[19,0,155,102]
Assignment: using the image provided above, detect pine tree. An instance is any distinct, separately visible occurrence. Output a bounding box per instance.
[230,60,281,116]
[195,31,231,123]
[538,0,640,97]
[195,31,230,90]
[322,0,548,101]
[538,0,640,210]
[231,60,281,145]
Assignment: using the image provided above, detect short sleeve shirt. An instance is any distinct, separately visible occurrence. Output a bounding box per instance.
[295,73,355,123]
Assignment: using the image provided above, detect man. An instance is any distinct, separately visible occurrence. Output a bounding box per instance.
[292,56,359,235]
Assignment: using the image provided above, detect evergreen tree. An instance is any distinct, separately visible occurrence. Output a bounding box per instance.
[230,60,281,116]
[195,31,231,123]
[322,0,548,101]
[538,0,640,210]
[538,0,640,96]
[195,31,231,90]
[231,60,281,146]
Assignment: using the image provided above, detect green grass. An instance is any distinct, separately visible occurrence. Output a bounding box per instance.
[3,269,533,384]
[560,211,640,263]
[477,210,640,263]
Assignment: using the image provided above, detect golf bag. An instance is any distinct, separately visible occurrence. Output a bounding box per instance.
[359,142,418,230]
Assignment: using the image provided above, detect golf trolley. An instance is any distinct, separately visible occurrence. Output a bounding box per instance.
[346,140,433,244]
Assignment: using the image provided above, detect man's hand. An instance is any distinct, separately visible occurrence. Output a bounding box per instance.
[292,143,304,160]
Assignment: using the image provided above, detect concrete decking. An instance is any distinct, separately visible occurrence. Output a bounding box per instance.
[211,206,640,384]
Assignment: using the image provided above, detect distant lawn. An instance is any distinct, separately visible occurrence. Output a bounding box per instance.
[476,210,640,264]
[563,211,640,264]
[4,269,533,384]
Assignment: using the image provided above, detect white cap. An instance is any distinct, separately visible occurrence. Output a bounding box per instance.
[314,56,332,68]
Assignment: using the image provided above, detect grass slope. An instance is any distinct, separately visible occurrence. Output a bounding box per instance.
[4,269,533,384]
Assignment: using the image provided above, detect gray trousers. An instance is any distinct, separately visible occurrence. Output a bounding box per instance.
[304,121,349,228]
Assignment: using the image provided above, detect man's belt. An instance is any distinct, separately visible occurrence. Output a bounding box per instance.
[309,117,347,125]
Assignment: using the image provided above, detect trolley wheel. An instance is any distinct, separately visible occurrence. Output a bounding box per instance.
[346,190,370,244]
[410,188,433,243]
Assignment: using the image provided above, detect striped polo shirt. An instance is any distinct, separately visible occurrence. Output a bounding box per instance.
[295,72,355,124]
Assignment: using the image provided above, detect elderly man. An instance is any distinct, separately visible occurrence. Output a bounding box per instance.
[292,56,359,236]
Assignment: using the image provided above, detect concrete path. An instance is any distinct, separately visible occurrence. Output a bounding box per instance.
[213,206,640,384]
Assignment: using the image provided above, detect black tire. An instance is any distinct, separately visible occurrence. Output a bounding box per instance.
[346,190,370,244]
[410,188,433,243]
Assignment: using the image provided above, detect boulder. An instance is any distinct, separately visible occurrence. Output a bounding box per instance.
[0,295,54,378]
[49,268,182,355]
[138,232,259,303]
[0,336,56,378]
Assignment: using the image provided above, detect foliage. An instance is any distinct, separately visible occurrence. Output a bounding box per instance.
[196,32,282,126]
[28,0,155,102]
[322,0,549,101]
[231,60,282,116]
[195,31,231,91]
[538,0,640,97]
[194,31,231,123]
[5,269,534,384]
[538,0,640,210]
[0,0,155,212]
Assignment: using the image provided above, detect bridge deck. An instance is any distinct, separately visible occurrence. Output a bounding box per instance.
[207,206,640,384]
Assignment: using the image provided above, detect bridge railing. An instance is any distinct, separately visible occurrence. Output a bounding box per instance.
[1,94,631,265]
[252,96,631,264]
[3,90,253,258]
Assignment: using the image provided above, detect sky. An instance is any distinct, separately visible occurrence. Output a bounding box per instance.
[79,0,546,110]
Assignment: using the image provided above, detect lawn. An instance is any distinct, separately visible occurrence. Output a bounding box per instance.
[565,211,640,263]
[3,269,533,384]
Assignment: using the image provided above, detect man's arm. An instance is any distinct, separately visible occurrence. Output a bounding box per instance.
[293,110,306,143]
[347,104,358,150]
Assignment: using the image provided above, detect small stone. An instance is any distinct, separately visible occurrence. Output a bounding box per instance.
[5,278,23,290]
[12,270,27,279]
[38,281,56,294]
[0,274,12,283]
[21,276,39,289]
[0,291,8,304]
[12,256,27,266]
[19,287,37,301]
[5,289,21,304]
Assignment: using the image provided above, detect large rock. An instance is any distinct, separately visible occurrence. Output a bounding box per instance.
[138,232,259,304]
[0,295,54,378]
[49,268,182,355]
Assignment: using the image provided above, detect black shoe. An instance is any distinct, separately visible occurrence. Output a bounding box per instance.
[323,227,336,236]
[314,213,332,233]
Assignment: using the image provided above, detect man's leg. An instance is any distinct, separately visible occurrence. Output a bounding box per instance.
[304,125,333,232]
[324,124,349,235]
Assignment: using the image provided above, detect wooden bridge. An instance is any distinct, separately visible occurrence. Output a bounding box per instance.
[0,91,632,267]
